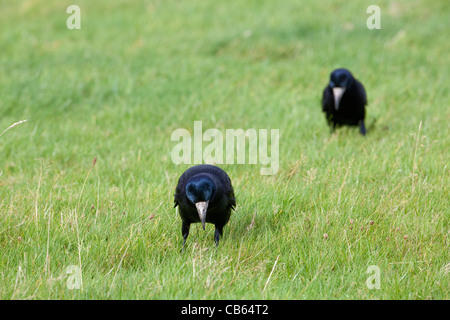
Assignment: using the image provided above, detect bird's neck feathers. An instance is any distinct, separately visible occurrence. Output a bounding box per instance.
[186,175,216,204]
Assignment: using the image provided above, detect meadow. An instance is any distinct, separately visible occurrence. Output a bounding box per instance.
[0,0,448,299]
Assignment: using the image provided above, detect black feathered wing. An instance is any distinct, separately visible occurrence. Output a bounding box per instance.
[322,86,333,113]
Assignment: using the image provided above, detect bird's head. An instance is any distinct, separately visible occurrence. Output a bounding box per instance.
[186,175,216,230]
[329,68,354,110]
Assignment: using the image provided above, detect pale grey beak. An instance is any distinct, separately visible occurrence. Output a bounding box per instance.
[195,201,208,230]
[332,87,346,110]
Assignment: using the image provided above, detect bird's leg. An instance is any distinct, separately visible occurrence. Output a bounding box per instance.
[326,115,335,134]
[359,120,366,136]
[180,222,190,253]
[330,121,336,134]
[214,226,223,247]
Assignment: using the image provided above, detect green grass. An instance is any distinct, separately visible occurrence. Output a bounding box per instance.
[0,0,448,299]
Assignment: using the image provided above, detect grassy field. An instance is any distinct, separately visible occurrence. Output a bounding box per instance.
[0,0,448,299]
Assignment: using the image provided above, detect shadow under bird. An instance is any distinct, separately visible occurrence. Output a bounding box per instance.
[174,164,236,250]
[322,68,367,135]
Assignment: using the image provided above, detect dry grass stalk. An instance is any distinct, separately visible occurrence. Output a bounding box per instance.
[0,120,27,138]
